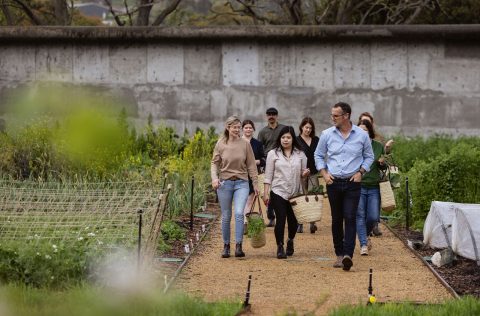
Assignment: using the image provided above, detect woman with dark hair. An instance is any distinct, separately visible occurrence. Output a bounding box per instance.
[357,112,393,236]
[296,117,320,234]
[356,119,386,256]
[263,126,310,259]
[211,116,259,259]
[241,119,265,233]
[357,112,394,153]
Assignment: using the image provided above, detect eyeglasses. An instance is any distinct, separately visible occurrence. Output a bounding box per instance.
[266,113,277,116]
[330,113,346,119]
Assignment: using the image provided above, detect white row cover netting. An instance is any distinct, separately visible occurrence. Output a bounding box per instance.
[423,201,480,263]
[452,206,480,263]
[0,180,163,247]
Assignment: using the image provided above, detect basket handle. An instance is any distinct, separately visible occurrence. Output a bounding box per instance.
[247,194,264,218]
[299,165,319,202]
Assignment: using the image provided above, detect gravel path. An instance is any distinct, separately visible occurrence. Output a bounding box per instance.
[175,198,453,315]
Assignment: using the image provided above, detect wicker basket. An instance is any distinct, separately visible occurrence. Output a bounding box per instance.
[289,194,323,223]
[246,212,266,248]
[380,180,396,212]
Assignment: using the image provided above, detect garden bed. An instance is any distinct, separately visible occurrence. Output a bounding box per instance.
[388,225,480,298]
[153,197,221,291]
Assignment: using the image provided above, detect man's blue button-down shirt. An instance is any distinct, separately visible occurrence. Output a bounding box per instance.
[314,124,374,179]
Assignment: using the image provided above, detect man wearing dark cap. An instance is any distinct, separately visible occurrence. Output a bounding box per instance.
[258,107,285,227]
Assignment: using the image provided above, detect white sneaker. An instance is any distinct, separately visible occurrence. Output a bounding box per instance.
[360,245,369,256]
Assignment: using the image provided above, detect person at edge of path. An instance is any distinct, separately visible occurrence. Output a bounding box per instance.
[211,115,259,259]
[357,112,394,237]
[356,119,387,256]
[296,117,320,234]
[241,119,266,235]
[258,107,286,228]
[314,102,374,271]
[263,126,310,259]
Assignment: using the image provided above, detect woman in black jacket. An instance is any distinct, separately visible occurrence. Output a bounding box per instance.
[242,120,265,231]
[296,117,320,234]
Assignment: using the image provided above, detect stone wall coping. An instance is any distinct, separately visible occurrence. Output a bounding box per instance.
[1,25,480,43]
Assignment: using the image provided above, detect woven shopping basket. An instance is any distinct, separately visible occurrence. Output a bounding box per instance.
[380,180,396,212]
[289,177,322,223]
[246,196,266,248]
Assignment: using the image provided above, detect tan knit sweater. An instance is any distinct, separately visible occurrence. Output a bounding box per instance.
[211,137,258,187]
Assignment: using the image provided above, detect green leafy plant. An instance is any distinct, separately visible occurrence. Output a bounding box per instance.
[307,184,324,195]
[247,215,265,238]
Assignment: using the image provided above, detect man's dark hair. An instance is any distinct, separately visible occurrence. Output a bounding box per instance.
[333,102,351,119]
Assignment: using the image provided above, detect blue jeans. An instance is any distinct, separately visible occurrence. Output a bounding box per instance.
[326,179,361,258]
[217,179,250,244]
[356,186,380,247]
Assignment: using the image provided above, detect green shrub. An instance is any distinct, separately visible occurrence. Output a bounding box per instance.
[393,143,480,229]
[9,119,60,180]
[54,108,131,179]
[161,220,186,242]
[133,117,180,162]
[391,135,480,173]
[0,238,104,289]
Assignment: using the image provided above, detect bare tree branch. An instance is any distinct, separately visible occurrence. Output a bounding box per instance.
[104,0,125,26]
[10,0,45,24]
[315,2,331,25]
[135,0,153,25]
[52,0,69,25]
[123,0,133,26]
[359,0,380,25]
[151,0,182,26]
[404,0,429,24]
[1,0,15,25]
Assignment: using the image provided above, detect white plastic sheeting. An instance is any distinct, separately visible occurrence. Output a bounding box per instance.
[452,206,480,263]
[423,201,480,264]
[423,201,460,249]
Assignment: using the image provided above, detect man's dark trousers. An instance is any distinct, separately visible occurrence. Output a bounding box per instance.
[326,179,361,258]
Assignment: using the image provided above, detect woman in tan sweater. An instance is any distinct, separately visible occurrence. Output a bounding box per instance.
[211,116,259,258]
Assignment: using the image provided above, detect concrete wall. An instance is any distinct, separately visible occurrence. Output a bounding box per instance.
[1,26,480,136]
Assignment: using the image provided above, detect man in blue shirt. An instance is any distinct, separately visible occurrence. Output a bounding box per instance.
[314,102,374,271]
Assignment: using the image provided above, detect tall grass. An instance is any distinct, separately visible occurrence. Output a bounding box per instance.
[0,284,242,316]
[329,297,480,316]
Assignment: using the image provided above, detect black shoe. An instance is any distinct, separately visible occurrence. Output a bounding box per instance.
[277,244,287,259]
[342,255,353,271]
[297,224,303,233]
[286,239,294,256]
[372,223,382,236]
[222,244,230,258]
[235,243,245,257]
[309,222,318,234]
[267,219,276,227]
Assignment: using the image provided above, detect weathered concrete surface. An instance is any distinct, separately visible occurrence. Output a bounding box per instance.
[1,26,480,136]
